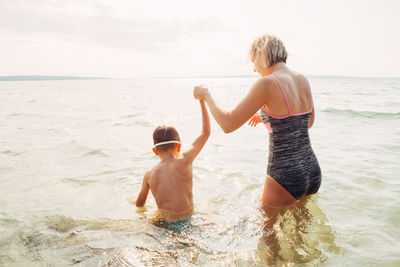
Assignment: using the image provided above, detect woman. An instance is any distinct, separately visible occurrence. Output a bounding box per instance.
[193,34,321,209]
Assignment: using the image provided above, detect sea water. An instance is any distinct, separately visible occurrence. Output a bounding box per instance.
[0,76,399,266]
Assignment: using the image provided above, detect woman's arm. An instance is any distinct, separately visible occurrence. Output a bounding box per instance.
[194,78,272,133]
[309,106,315,128]
[305,76,315,128]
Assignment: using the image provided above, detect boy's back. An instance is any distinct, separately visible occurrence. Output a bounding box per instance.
[134,100,210,222]
[147,157,193,213]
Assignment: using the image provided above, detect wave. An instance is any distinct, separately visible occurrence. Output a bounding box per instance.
[61,167,136,186]
[62,177,99,186]
[321,108,400,119]
[82,149,109,158]
[123,112,146,118]
[1,150,21,156]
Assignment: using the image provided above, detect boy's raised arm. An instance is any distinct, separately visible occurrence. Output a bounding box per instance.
[134,171,150,207]
[182,100,210,164]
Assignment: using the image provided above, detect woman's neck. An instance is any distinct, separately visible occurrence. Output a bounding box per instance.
[262,62,288,76]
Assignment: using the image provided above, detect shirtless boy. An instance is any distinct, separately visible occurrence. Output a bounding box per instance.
[134,100,210,223]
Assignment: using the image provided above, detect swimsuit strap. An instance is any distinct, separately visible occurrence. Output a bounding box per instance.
[271,75,291,115]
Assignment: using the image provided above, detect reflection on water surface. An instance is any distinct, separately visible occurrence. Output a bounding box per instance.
[15,195,340,266]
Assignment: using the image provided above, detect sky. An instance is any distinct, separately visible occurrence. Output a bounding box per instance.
[0,0,399,78]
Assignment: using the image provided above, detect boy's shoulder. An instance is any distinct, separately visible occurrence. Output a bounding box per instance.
[146,161,168,178]
[143,167,156,186]
[179,153,197,165]
[151,158,191,176]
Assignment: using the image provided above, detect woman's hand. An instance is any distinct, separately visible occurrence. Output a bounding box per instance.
[248,113,261,127]
[193,85,210,100]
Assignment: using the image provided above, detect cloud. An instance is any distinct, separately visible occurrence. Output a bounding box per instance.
[0,0,232,52]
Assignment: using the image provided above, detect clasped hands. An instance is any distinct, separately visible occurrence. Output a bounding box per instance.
[193,85,209,100]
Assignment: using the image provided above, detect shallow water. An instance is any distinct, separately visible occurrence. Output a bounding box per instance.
[0,76,399,266]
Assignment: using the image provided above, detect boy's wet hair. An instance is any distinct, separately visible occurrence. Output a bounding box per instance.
[153,125,181,152]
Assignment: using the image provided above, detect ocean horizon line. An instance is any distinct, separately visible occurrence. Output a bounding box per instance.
[0,75,110,81]
[1,74,399,81]
[145,74,400,79]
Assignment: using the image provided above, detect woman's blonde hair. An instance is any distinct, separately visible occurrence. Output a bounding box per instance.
[248,34,288,68]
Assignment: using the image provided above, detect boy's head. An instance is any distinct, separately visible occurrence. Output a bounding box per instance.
[152,125,181,154]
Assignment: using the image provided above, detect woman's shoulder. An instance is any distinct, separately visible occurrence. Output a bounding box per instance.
[253,76,275,89]
[276,70,309,90]
[290,71,309,84]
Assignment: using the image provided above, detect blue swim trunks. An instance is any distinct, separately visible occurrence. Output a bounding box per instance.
[163,216,192,233]
[154,207,194,233]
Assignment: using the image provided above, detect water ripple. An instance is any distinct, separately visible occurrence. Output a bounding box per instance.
[321,108,400,119]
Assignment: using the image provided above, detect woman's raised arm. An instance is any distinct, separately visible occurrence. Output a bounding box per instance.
[194,78,272,133]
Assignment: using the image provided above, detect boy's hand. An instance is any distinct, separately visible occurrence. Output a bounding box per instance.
[248,113,262,127]
[193,85,209,100]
